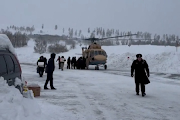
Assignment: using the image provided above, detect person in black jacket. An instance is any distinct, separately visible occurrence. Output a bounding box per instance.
[131,54,150,97]
[44,57,47,67]
[37,56,45,77]
[71,57,76,69]
[56,56,61,69]
[67,57,71,69]
[44,53,56,90]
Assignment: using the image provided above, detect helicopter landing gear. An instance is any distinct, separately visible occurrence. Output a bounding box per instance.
[95,65,99,70]
[104,65,107,70]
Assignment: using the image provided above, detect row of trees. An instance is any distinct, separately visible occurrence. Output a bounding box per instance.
[33,36,76,54]
[1,25,180,49]
[0,29,29,48]
[7,25,35,34]
[4,25,180,43]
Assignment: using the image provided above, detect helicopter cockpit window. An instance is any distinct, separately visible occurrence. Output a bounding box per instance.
[94,51,98,55]
[90,51,94,57]
[98,51,102,55]
[102,51,107,57]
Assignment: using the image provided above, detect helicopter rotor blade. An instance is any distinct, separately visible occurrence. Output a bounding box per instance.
[98,34,137,40]
[80,33,137,42]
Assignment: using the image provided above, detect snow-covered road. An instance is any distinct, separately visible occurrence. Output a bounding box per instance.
[22,64,180,120]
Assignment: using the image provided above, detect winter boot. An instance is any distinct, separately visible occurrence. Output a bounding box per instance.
[44,86,49,90]
[51,87,56,90]
[142,93,146,97]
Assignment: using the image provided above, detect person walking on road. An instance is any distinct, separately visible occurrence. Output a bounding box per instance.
[44,53,56,90]
[131,54,150,97]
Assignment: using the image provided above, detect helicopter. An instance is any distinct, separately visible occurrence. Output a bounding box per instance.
[76,34,137,70]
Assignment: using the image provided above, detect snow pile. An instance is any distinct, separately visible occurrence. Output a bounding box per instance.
[0,34,16,55]
[0,77,43,120]
[0,76,79,120]
[106,45,180,74]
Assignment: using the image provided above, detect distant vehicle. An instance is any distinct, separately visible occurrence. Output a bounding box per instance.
[0,34,23,93]
[79,34,137,70]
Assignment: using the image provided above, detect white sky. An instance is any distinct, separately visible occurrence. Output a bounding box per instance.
[0,0,180,35]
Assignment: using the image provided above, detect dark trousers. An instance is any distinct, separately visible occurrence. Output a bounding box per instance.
[58,63,61,69]
[67,63,70,69]
[71,63,76,69]
[44,72,54,88]
[136,83,145,93]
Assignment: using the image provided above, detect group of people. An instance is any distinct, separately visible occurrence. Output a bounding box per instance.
[36,54,56,89]
[37,53,150,97]
[56,56,77,70]
[36,54,79,90]
[56,56,66,71]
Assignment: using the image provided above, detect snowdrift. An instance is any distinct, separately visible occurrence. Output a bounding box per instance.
[0,77,43,120]
[104,45,180,74]
[0,77,77,120]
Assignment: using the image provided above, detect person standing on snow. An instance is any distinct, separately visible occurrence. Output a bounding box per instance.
[56,56,61,69]
[71,57,76,69]
[60,56,66,71]
[44,53,56,90]
[67,57,71,69]
[131,54,150,97]
[37,56,46,77]
[44,57,47,67]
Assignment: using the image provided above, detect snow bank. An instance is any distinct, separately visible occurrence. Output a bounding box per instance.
[105,45,180,74]
[0,76,78,120]
[0,77,43,120]
[0,34,16,55]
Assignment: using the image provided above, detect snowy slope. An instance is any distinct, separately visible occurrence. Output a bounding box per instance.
[104,45,180,74]
[15,39,82,64]
[16,40,180,74]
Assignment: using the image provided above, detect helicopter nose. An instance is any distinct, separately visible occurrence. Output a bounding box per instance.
[94,55,107,61]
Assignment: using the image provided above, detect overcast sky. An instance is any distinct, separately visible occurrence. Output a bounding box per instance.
[0,0,179,35]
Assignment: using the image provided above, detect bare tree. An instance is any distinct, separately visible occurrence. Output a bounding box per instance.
[55,25,58,30]
[34,38,47,54]
[42,24,44,29]
[48,43,68,53]
[70,42,76,49]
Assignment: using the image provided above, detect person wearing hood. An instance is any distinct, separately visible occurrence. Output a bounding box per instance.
[44,53,56,90]
[131,54,150,97]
